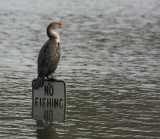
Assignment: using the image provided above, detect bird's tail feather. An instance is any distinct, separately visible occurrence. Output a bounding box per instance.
[33,76,44,89]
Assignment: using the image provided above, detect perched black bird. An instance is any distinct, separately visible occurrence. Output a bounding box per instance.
[33,22,69,89]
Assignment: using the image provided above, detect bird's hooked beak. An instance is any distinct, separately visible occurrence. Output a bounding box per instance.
[58,24,69,28]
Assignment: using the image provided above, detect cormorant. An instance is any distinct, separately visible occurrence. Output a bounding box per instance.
[33,22,69,89]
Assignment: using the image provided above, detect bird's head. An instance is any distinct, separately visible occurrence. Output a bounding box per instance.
[47,22,69,38]
[48,22,69,30]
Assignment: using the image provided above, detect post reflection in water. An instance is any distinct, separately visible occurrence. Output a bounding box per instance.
[36,120,58,139]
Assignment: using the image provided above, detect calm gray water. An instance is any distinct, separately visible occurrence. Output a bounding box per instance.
[0,0,160,138]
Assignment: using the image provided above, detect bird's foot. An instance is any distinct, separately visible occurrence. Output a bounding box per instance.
[46,75,56,81]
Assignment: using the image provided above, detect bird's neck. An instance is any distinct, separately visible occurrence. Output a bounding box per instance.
[47,29,60,43]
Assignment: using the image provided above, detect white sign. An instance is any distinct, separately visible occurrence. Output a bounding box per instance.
[32,79,66,122]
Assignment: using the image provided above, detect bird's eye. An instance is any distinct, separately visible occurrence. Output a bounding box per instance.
[58,25,62,28]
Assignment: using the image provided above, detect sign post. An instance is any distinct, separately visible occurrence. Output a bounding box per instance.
[32,79,66,122]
